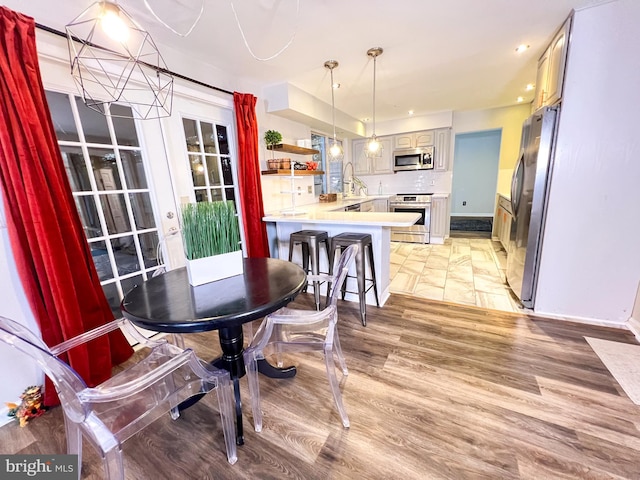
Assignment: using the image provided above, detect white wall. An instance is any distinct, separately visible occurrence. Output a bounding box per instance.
[453,104,531,197]
[0,195,43,426]
[535,0,640,325]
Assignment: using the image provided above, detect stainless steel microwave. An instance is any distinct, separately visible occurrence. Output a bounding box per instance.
[393,147,435,172]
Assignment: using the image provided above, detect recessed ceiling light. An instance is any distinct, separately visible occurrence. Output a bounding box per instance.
[408,110,414,116]
[515,44,530,54]
[525,83,535,91]
[517,96,525,103]
[332,82,340,89]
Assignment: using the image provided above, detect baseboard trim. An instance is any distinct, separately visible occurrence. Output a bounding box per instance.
[626,317,640,342]
[532,309,629,330]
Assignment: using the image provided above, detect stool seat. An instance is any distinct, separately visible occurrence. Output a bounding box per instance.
[329,233,379,326]
[288,230,330,310]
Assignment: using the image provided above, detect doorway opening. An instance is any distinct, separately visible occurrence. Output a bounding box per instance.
[450,129,502,238]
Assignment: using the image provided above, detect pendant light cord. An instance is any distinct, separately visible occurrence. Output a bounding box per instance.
[230,0,300,61]
[143,0,205,37]
[372,54,377,137]
[330,68,337,141]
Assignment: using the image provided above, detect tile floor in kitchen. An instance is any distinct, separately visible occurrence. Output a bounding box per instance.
[389,237,524,313]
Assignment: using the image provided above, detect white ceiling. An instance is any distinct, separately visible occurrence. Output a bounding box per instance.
[6,0,612,123]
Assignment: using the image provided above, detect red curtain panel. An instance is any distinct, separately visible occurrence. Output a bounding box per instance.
[233,92,270,258]
[0,7,133,406]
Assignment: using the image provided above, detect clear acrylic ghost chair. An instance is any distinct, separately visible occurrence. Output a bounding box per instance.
[244,243,359,432]
[0,316,238,479]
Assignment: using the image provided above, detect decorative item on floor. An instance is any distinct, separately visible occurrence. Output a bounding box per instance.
[65,1,174,119]
[181,201,243,286]
[6,385,47,427]
[365,47,384,159]
[324,60,344,161]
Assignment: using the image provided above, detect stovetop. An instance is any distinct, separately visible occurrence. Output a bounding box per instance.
[391,193,434,203]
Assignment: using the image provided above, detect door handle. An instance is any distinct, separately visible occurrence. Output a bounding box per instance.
[510,152,524,219]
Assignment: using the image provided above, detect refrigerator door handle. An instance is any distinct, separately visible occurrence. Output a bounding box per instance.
[511,152,524,218]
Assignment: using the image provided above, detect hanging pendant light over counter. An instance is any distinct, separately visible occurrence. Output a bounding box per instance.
[324,60,343,162]
[365,47,383,159]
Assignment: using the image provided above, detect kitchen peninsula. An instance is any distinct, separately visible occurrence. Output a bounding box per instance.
[263,197,420,307]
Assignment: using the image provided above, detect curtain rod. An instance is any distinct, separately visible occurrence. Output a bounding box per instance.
[34,22,234,97]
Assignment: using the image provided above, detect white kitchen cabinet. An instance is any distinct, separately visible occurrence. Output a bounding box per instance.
[394,130,434,149]
[430,195,449,244]
[493,195,513,251]
[372,198,388,212]
[534,16,571,110]
[433,128,451,171]
[371,137,393,174]
[352,139,368,175]
[359,200,374,212]
[351,137,392,175]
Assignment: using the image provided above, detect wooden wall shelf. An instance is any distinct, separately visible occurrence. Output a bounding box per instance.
[266,143,319,155]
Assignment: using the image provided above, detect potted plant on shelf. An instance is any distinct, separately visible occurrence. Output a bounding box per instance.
[264,129,282,170]
[181,200,242,286]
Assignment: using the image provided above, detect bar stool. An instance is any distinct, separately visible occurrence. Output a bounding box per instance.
[328,233,380,326]
[288,230,330,310]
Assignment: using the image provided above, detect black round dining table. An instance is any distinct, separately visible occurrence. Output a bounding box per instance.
[120,257,307,445]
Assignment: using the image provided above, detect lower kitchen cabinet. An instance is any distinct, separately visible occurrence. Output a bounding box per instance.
[372,198,388,212]
[359,200,374,212]
[493,195,513,251]
[430,195,449,244]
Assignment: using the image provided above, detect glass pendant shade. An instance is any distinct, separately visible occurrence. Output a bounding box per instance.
[324,60,343,162]
[365,135,381,158]
[66,1,174,119]
[365,47,383,159]
[329,140,343,161]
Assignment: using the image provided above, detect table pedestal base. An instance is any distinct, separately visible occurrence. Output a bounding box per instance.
[180,326,298,446]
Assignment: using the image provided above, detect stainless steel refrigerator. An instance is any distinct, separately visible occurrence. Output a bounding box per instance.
[506,106,559,308]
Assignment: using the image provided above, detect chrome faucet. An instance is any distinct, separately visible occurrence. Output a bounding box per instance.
[342,161,367,197]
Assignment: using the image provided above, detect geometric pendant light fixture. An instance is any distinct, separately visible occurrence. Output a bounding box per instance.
[65,1,173,119]
[365,47,383,159]
[324,60,344,162]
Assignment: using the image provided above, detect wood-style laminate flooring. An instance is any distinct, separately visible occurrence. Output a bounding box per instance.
[2,293,640,479]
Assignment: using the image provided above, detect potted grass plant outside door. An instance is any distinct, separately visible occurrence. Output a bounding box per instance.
[181,200,243,286]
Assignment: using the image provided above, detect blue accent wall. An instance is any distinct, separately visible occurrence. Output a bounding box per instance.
[451,130,501,216]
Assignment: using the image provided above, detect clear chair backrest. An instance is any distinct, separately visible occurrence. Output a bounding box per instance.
[327,244,359,307]
[0,316,88,421]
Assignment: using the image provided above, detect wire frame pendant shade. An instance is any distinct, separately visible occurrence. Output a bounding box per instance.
[65,1,174,119]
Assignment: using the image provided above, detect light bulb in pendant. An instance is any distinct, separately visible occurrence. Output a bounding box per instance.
[329,142,343,161]
[101,4,130,43]
[367,137,381,154]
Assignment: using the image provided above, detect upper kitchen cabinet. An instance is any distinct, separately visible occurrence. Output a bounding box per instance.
[534,16,572,110]
[433,128,451,171]
[394,130,435,150]
[352,137,393,175]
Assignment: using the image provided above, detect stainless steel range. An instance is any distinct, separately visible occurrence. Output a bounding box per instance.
[389,194,433,243]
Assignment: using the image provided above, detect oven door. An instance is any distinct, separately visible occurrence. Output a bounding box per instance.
[389,203,431,243]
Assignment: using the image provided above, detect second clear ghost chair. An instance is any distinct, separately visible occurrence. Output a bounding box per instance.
[0,316,238,479]
[244,243,359,432]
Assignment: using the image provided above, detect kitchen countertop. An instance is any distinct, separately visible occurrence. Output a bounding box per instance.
[263,196,419,227]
